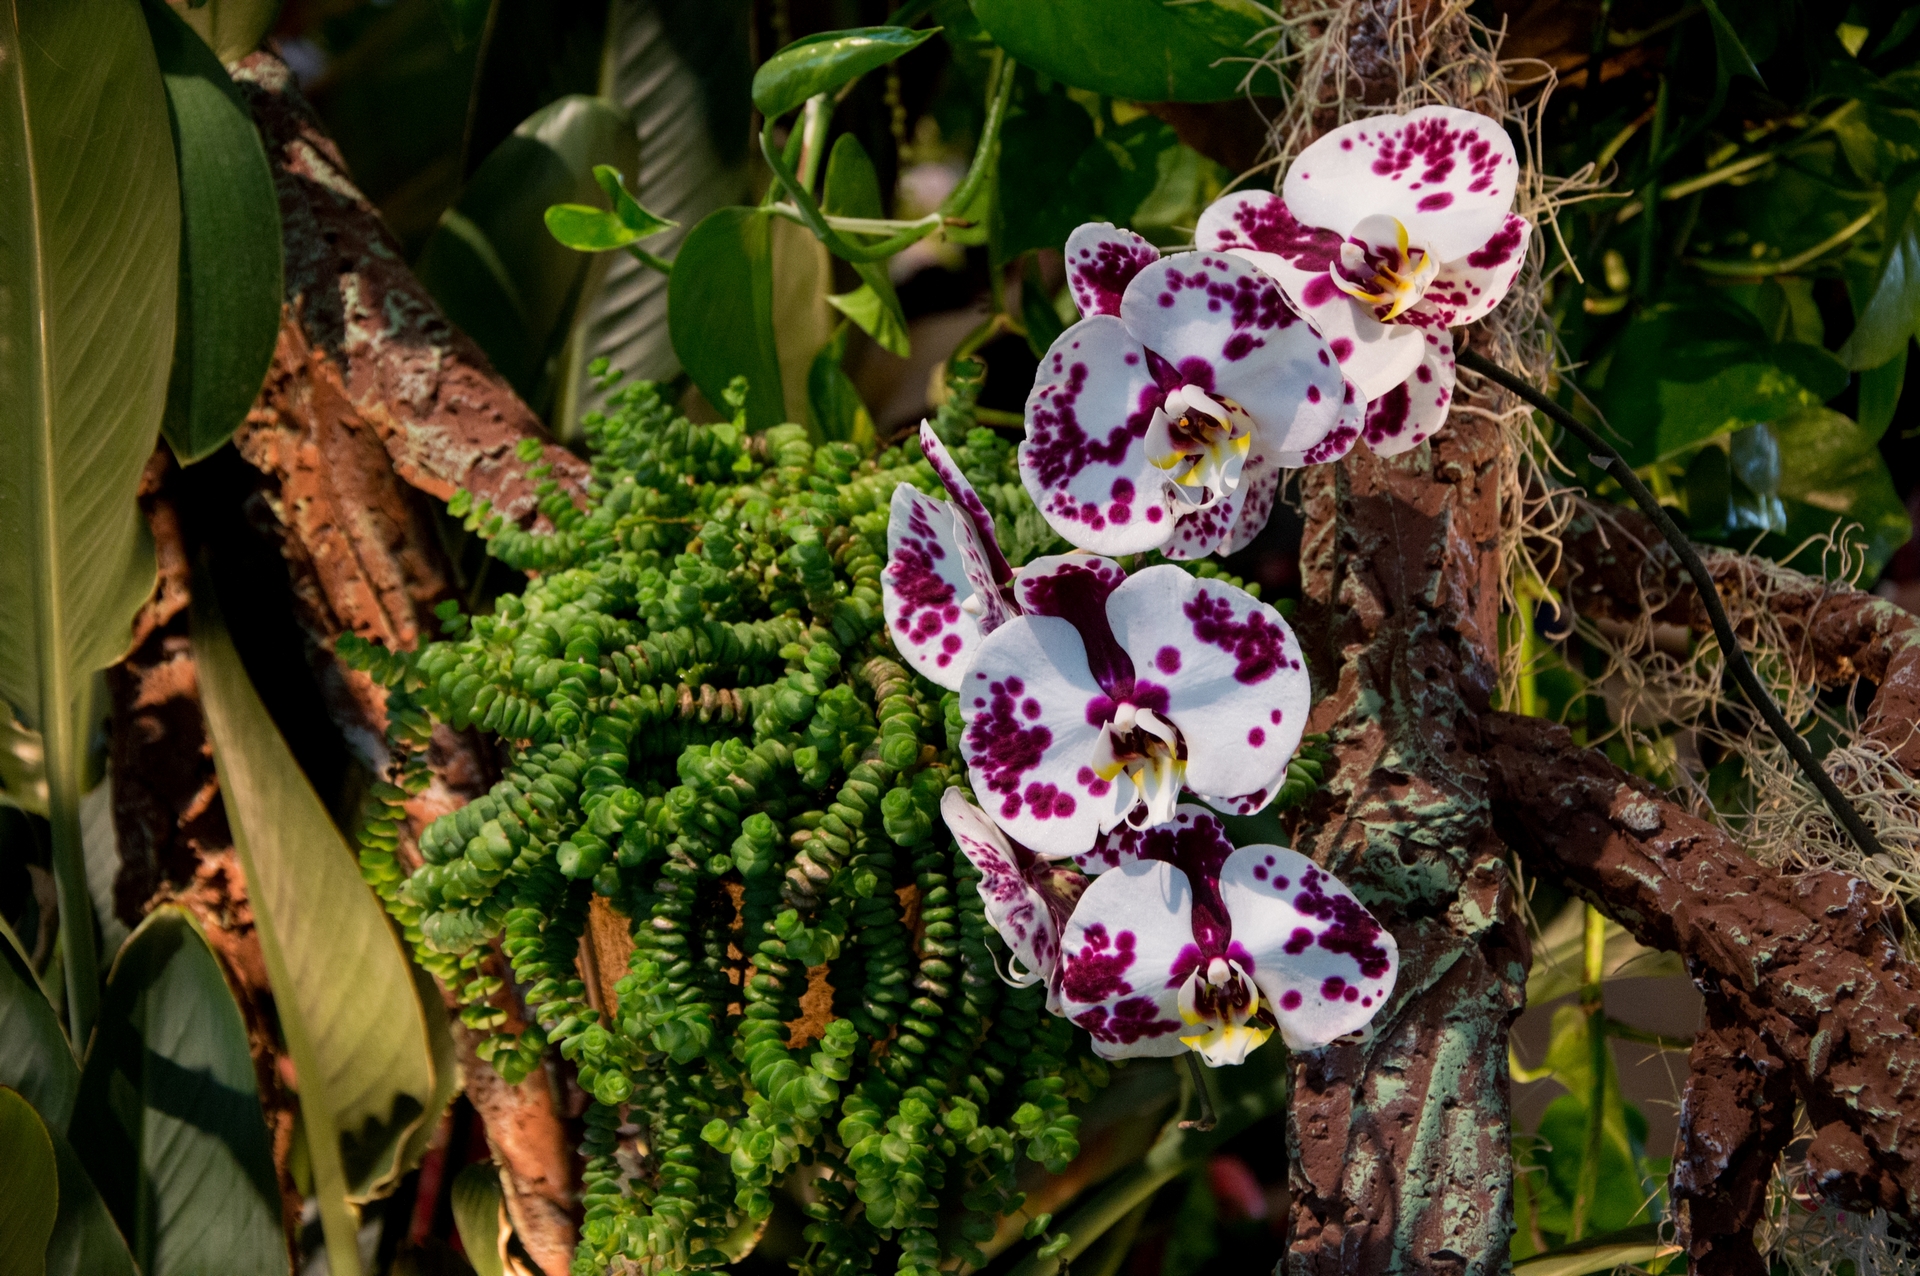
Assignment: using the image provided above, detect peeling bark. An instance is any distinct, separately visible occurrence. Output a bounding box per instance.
[1482,711,1920,1218]
[1285,374,1530,1273]
[227,51,588,525]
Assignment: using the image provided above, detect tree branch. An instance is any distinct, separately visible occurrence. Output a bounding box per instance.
[1481,711,1920,1220]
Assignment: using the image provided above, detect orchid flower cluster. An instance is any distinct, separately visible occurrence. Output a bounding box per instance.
[883,425,1396,1067]
[1024,105,1528,558]
[882,106,1526,1069]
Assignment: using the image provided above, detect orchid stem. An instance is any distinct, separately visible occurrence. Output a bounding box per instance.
[1457,348,1887,864]
[1179,1052,1218,1132]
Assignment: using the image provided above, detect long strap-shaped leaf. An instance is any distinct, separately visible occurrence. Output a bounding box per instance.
[0,0,180,1047]
[193,574,448,1276]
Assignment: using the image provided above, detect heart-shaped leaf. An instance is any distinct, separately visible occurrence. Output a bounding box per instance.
[752,26,939,121]
[821,135,909,357]
[668,208,786,429]
[971,0,1275,102]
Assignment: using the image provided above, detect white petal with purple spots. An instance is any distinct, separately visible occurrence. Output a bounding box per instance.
[1119,253,1349,457]
[960,614,1132,857]
[1197,191,1424,401]
[1056,858,1194,1059]
[1065,222,1161,318]
[1217,845,1398,1049]
[1019,316,1175,556]
[1220,446,1282,556]
[1361,320,1455,458]
[1102,566,1310,813]
[1410,213,1531,329]
[1284,106,1519,263]
[941,789,1084,1012]
[918,422,1015,609]
[883,484,987,690]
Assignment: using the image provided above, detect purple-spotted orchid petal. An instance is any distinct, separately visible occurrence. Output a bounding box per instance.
[1065,222,1161,318]
[1021,250,1354,559]
[1284,106,1519,264]
[1194,109,1524,465]
[1359,316,1457,458]
[882,425,1016,690]
[1196,190,1425,402]
[961,560,1310,856]
[1217,843,1398,1049]
[1056,804,1396,1062]
[941,788,1085,1012]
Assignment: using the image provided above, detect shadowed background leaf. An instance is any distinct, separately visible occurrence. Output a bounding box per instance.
[68,908,284,1276]
[193,577,450,1272]
[0,1086,58,1276]
[142,0,285,464]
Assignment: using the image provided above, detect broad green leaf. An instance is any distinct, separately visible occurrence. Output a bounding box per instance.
[997,80,1184,260]
[0,928,77,1133]
[669,208,786,429]
[0,1086,58,1276]
[69,908,284,1276]
[1858,343,1909,441]
[417,95,639,412]
[1598,303,1827,464]
[392,960,458,1180]
[1768,408,1912,579]
[546,205,651,253]
[821,135,910,358]
[1839,220,1920,369]
[450,1164,505,1276]
[562,0,753,431]
[142,0,283,464]
[44,1110,139,1276]
[0,0,179,1048]
[1514,1241,1679,1276]
[164,0,280,64]
[192,580,443,1259]
[972,0,1275,102]
[769,216,836,427]
[751,27,939,120]
[81,782,131,962]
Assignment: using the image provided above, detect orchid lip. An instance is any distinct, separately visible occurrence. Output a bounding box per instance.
[1328,217,1440,322]
[1176,954,1273,1065]
[1090,703,1186,830]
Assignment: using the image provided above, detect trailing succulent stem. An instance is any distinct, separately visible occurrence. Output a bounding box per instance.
[337,362,1274,1274]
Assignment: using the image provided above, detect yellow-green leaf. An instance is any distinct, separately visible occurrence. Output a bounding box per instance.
[193,579,448,1274]
[0,1087,58,1276]
[0,0,179,1049]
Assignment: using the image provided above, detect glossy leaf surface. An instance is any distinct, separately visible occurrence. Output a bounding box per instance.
[751,26,938,120]
[972,0,1273,102]
[822,135,909,357]
[417,95,639,408]
[0,0,179,1045]
[143,0,284,463]
[668,207,786,429]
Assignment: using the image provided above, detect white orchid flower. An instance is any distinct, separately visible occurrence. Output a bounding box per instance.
[1198,106,1530,460]
[957,557,1310,857]
[1020,225,1361,559]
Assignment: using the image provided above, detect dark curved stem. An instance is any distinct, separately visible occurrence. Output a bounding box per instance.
[1179,1052,1217,1132]
[1457,347,1887,862]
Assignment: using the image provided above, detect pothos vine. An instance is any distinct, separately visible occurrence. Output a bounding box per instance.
[335,358,1328,1275]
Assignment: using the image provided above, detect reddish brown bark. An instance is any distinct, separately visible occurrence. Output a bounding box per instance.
[1481,711,1920,1218]
[1284,359,1531,1274]
[227,51,588,525]
[1669,994,1797,1276]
